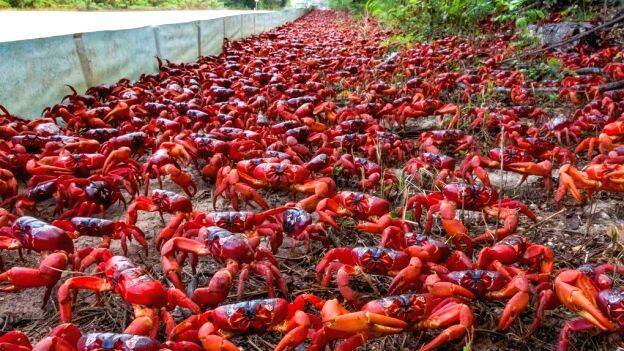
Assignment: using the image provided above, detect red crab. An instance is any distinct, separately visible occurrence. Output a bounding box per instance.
[59,248,200,338]
[26,147,138,178]
[0,216,72,304]
[425,267,533,330]
[125,190,193,246]
[460,147,553,192]
[168,295,325,351]
[419,130,474,154]
[77,333,202,351]
[315,191,390,228]
[403,152,456,188]
[576,120,624,156]
[215,159,334,211]
[280,206,330,248]
[55,175,128,218]
[476,234,554,281]
[52,217,147,255]
[319,152,398,191]
[142,141,197,197]
[307,298,407,351]
[406,182,537,253]
[100,131,153,156]
[310,294,474,351]
[0,323,82,351]
[542,116,578,144]
[554,264,624,351]
[155,207,287,251]
[316,246,423,305]
[161,226,286,307]
[555,163,624,202]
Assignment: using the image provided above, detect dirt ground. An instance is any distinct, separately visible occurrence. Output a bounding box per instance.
[2,157,623,351]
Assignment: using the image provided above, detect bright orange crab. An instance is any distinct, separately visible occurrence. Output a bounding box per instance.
[555,163,624,202]
[309,295,473,351]
[554,264,624,351]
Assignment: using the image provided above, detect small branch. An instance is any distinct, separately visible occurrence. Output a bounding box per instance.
[491,79,624,96]
[597,79,624,92]
[525,208,566,232]
[576,67,604,75]
[493,86,559,94]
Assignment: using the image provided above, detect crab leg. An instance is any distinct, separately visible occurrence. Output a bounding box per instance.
[419,299,474,351]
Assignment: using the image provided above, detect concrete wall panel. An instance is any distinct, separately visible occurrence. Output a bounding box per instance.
[199,18,224,56]
[0,35,87,118]
[80,27,158,87]
[241,14,255,38]
[224,15,242,40]
[0,9,308,119]
[254,13,268,34]
[156,21,199,63]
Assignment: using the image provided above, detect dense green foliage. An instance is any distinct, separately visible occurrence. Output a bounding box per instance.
[0,0,286,10]
[329,0,602,40]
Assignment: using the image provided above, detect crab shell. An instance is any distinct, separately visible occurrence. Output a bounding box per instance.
[442,183,498,209]
[12,216,74,252]
[596,288,624,328]
[200,226,256,263]
[151,189,193,213]
[101,256,168,308]
[282,208,312,236]
[192,136,229,157]
[66,217,115,236]
[210,298,289,333]
[352,247,411,274]
[78,333,161,351]
[488,147,533,164]
[202,211,260,232]
[362,294,438,323]
[406,234,452,261]
[420,153,456,170]
[77,177,119,205]
[250,163,310,186]
[58,153,107,172]
[334,191,390,218]
[443,270,508,298]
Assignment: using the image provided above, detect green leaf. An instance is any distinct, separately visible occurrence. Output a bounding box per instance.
[333,166,344,176]
[515,16,528,28]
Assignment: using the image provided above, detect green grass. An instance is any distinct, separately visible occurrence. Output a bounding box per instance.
[329,0,599,41]
[0,0,287,10]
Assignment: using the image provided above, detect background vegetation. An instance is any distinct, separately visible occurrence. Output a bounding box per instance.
[0,0,287,11]
[329,0,611,41]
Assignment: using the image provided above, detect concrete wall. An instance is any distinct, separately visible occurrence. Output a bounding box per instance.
[0,8,308,119]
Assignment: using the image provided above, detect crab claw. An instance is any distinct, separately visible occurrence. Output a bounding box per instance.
[439,201,473,255]
[425,274,475,300]
[161,164,198,197]
[198,322,239,351]
[554,270,616,331]
[388,258,423,294]
[555,164,599,202]
[0,330,31,351]
[493,278,531,330]
[321,299,406,334]
[102,146,135,173]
